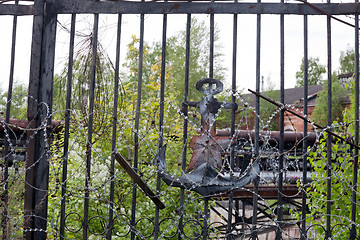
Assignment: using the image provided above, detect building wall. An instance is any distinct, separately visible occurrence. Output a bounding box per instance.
[284,106,316,132]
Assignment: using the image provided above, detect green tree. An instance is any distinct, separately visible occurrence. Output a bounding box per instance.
[2,18,228,238]
[53,40,117,116]
[338,48,355,74]
[156,17,226,101]
[123,18,226,102]
[311,76,348,127]
[52,39,120,151]
[260,78,280,130]
[260,90,280,130]
[0,81,28,119]
[46,27,210,238]
[310,49,355,128]
[295,57,326,87]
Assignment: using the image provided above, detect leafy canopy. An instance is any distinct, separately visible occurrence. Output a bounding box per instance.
[295,57,326,87]
[338,48,356,75]
[311,76,348,127]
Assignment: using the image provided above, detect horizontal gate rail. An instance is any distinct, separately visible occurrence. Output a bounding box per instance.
[48,1,360,15]
[2,1,360,16]
[0,4,33,15]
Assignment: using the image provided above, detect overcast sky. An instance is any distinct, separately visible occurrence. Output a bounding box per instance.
[0,2,357,94]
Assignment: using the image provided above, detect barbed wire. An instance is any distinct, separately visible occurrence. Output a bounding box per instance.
[1,92,360,239]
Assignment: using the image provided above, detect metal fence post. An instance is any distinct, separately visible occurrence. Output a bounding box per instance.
[24,1,57,238]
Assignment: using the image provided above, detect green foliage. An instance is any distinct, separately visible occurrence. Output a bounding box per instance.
[1,16,227,238]
[0,83,28,239]
[122,35,178,104]
[295,57,326,87]
[311,76,348,127]
[294,77,359,239]
[154,17,226,101]
[0,162,25,238]
[256,79,280,131]
[47,89,201,238]
[338,48,356,75]
[343,79,358,133]
[211,89,251,130]
[293,133,358,239]
[260,89,280,131]
[122,17,226,103]
[44,21,224,238]
[53,44,116,119]
[0,81,28,119]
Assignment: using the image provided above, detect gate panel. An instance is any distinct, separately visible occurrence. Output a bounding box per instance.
[1,0,360,239]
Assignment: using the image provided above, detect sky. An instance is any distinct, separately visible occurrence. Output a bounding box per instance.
[0,1,357,94]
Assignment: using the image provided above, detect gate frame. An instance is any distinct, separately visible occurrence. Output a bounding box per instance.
[23,0,57,239]
[1,0,360,239]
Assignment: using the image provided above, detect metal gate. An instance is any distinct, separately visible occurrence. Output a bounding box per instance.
[1,0,360,239]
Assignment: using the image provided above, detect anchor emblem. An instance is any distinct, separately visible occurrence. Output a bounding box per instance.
[155,78,259,196]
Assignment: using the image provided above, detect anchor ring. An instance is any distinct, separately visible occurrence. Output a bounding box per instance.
[196,78,223,95]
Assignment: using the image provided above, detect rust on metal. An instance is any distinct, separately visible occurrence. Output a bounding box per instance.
[186,78,237,172]
[248,88,359,150]
[0,118,62,132]
[213,184,302,199]
[217,129,318,144]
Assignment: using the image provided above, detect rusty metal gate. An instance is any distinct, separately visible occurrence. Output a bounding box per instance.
[1,0,360,239]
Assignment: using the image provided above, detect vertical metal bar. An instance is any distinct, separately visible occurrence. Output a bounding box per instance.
[234,200,240,224]
[2,1,18,238]
[106,13,122,240]
[276,1,285,239]
[300,12,309,240]
[130,11,145,240]
[82,12,99,240]
[203,198,210,239]
[226,3,238,238]
[158,11,167,152]
[154,10,167,240]
[178,13,191,240]
[326,3,332,238]
[242,200,246,231]
[24,0,45,238]
[59,13,76,240]
[251,2,261,239]
[32,10,57,240]
[231,0,238,187]
[202,6,216,239]
[209,8,214,79]
[350,3,359,239]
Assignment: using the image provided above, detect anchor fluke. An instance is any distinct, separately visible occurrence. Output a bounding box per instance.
[158,160,260,196]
